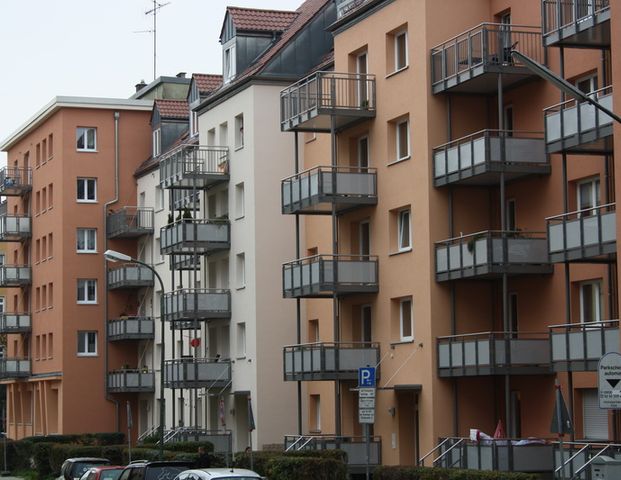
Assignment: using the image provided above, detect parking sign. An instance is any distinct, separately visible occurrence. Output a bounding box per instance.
[358,367,376,388]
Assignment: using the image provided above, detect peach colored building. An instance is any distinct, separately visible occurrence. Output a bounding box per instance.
[0,97,152,439]
[280,0,619,475]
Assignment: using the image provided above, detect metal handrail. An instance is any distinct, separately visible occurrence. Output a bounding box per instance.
[281,165,378,182]
[544,85,613,113]
[432,438,464,466]
[283,253,379,266]
[554,443,591,474]
[549,319,619,330]
[546,202,615,222]
[418,437,453,466]
[543,0,610,36]
[431,23,541,49]
[437,331,548,341]
[571,444,610,479]
[435,230,546,245]
[284,341,380,349]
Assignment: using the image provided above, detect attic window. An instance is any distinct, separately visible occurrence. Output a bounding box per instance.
[223,42,236,84]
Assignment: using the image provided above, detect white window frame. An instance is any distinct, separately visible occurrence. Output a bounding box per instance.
[394,30,409,72]
[190,111,199,137]
[76,127,97,152]
[580,280,602,324]
[77,178,97,203]
[77,279,97,304]
[76,228,97,253]
[577,177,600,215]
[77,331,98,357]
[0,296,4,314]
[223,42,236,84]
[153,128,161,157]
[398,208,412,252]
[396,119,410,161]
[399,298,413,342]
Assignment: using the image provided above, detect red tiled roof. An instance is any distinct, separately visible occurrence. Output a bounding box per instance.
[192,74,223,95]
[227,6,298,33]
[154,99,189,119]
[134,130,198,177]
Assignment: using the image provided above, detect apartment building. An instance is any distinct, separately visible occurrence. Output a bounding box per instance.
[279,0,619,475]
[0,97,152,439]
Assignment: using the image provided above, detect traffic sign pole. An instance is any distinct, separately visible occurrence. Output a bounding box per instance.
[358,367,376,480]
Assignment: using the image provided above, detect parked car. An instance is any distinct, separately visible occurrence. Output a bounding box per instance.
[117,461,195,480]
[79,466,125,480]
[174,469,263,480]
[61,458,112,480]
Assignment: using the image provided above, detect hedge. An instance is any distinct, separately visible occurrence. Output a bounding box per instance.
[22,433,124,446]
[267,456,348,480]
[141,440,214,453]
[232,450,348,478]
[373,467,539,480]
[4,440,33,471]
[33,442,56,477]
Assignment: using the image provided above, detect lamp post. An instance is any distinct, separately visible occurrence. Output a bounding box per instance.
[104,249,166,459]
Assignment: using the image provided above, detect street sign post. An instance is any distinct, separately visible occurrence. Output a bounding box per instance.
[598,352,621,409]
[358,368,376,480]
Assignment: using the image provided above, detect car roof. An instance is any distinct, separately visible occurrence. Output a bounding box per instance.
[91,466,124,471]
[68,458,111,462]
[186,468,261,478]
[127,461,195,467]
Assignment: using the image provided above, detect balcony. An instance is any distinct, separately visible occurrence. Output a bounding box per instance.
[433,130,548,187]
[0,313,31,334]
[283,342,379,381]
[437,332,551,377]
[283,254,379,298]
[431,24,544,95]
[107,265,154,290]
[542,0,610,48]
[163,428,232,454]
[170,254,200,271]
[108,317,154,341]
[280,71,376,132]
[0,167,32,196]
[160,220,230,255]
[0,266,31,287]
[282,166,377,215]
[164,358,231,389]
[547,204,616,263]
[335,0,366,19]
[107,370,155,393]
[0,358,30,379]
[435,231,552,281]
[159,144,229,189]
[544,86,613,154]
[0,215,31,242]
[433,437,553,473]
[163,288,231,323]
[550,320,619,372]
[107,207,154,239]
[284,435,381,473]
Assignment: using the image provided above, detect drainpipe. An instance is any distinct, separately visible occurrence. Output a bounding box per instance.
[104,111,121,431]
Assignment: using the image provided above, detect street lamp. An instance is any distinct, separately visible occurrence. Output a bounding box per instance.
[104,249,166,459]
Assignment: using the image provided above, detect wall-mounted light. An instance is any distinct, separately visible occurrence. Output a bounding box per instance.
[388,407,396,417]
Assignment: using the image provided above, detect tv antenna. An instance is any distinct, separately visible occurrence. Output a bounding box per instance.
[135,1,171,81]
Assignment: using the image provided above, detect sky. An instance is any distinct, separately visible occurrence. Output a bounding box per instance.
[0,0,301,164]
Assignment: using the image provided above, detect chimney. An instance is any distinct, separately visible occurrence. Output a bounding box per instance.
[135,80,147,93]
[176,72,187,78]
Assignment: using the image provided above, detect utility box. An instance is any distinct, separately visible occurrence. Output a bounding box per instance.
[591,456,621,480]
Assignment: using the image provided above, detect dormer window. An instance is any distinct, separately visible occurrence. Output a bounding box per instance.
[153,128,161,157]
[223,42,236,84]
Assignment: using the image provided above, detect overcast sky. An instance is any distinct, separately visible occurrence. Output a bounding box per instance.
[0,0,301,164]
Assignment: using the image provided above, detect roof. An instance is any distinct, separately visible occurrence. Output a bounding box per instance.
[134,130,197,178]
[154,99,189,120]
[192,74,223,95]
[227,6,298,33]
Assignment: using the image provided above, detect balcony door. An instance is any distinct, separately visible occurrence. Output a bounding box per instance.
[577,177,600,216]
[360,305,372,343]
[358,136,370,168]
[580,280,602,324]
[359,221,370,256]
[356,52,369,107]
[499,12,512,63]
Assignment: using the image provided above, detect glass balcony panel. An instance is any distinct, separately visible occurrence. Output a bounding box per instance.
[107,207,154,239]
[164,358,231,388]
[159,145,229,189]
[0,266,31,287]
[0,313,31,333]
[542,0,610,47]
[0,215,31,241]
[164,428,232,454]
[108,265,154,290]
[163,289,231,322]
[0,358,30,378]
[160,220,230,255]
[284,435,381,470]
[108,317,154,341]
[0,167,32,196]
[108,370,155,392]
[550,321,619,371]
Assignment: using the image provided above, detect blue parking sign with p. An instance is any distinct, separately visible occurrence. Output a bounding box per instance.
[358,367,376,387]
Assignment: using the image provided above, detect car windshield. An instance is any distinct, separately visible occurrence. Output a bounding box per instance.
[100,469,124,480]
[72,463,109,479]
[146,466,189,480]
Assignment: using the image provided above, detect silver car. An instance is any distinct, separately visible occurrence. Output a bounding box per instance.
[174,468,262,480]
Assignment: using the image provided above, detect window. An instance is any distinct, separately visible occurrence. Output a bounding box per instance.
[576,73,598,95]
[48,283,54,308]
[36,144,41,168]
[155,186,164,211]
[223,43,236,83]
[355,51,369,106]
[48,233,53,258]
[42,139,47,163]
[190,111,198,137]
[583,389,608,440]
[76,127,97,151]
[308,319,319,343]
[580,280,602,323]
[577,177,600,215]
[77,331,98,356]
[396,119,410,161]
[235,114,244,149]
[77,178,97,202]
[35,239,40,263]
[358,136,370,168]
[394,30,408,71]
[77,228,97,253]
[310,395,321,432]
[48,333,53,358]
[48,134,54,159]
[48,183,53,209]
[361,305,372,343]
[506,199,517,231]
[235,183,245,219]
[207,128,216,146]
[359,221,370,255]
[237,322,246,358]
[35,191,40,215]
[153,128,161,157]
[77,279,97,304]
[219,122,228,146]
[42,285,47,309]
[236,253,246,289]
[398,209,411,251]
[400,298,413,341]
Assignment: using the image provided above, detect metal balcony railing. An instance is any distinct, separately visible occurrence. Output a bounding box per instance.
[550,320,619,372]
[283,254,379,298]
[280,71,376,132]
[431,23,544,94]
[0,167,32,196]
[0,215,31,241]
[163,288,231,323]
[164,357,231,389]
[107,207,154,239]
[160,219,230,255]
[554,441,621,479]
[433,130,548,187]
[159,144,229,189]
[0,266,31,287]
[281,166,377,214]
[547,203,616,263]
[437,332,551,377]
[284,435,381,472]
[435,231,552,281]
[107,264,154,290]
[108,369,155,393]
[542,0,611,47]
[283,342,380,381]
[544,86,613,154]
[0,313,31,334]
[170,254,201,271]
[0,358,30,378]
[335,0,367,19]
[108,316,155,341]
[163,427,233,454]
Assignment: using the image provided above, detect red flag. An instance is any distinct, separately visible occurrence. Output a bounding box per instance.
[493,419,505,439]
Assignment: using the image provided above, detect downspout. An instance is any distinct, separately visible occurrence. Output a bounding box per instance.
[104,111,121,431]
